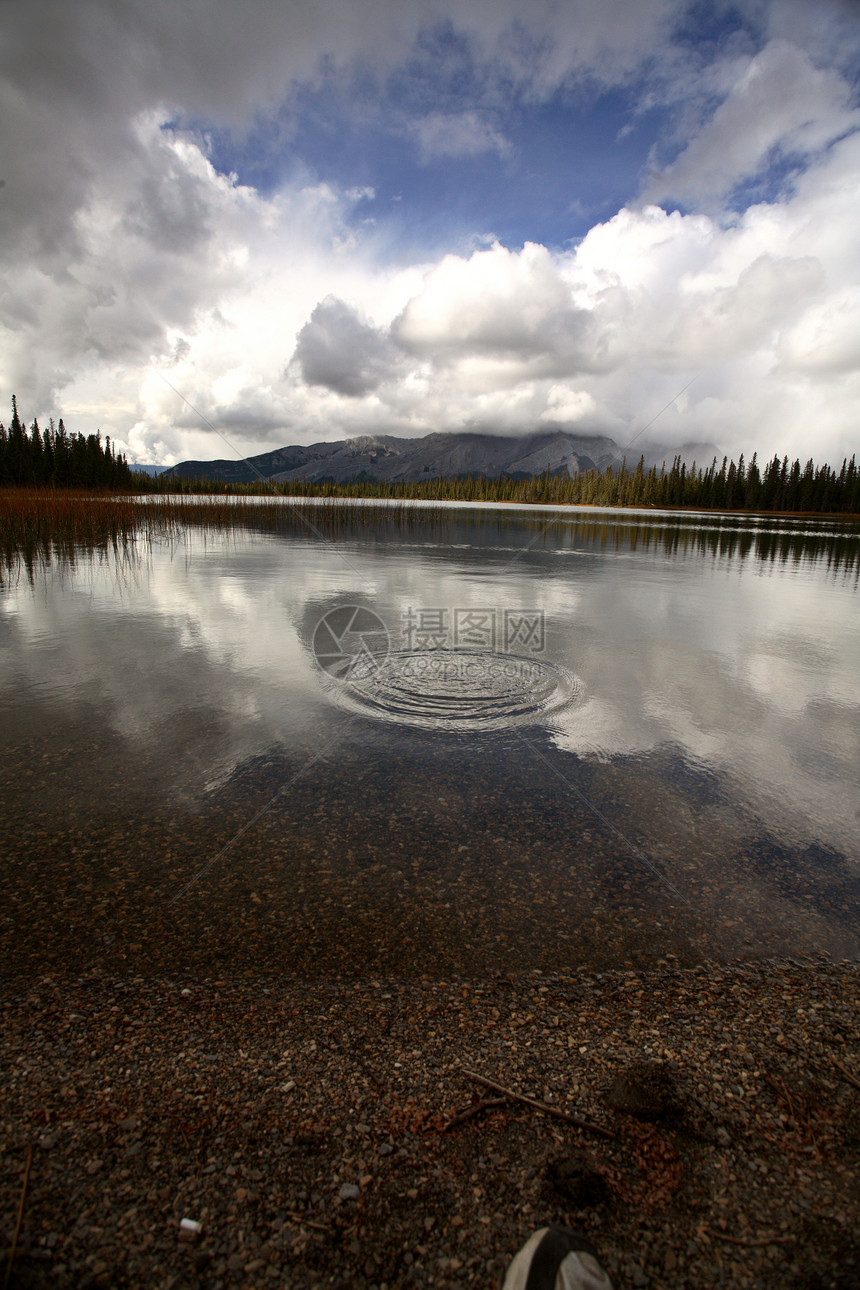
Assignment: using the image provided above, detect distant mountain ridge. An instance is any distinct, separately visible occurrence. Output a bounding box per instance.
[164,431,721,485]
[129,463,169,476]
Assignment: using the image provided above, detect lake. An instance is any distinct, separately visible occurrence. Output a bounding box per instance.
[1,501,858,978]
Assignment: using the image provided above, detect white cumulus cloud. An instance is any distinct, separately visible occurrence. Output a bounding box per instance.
[645,39,860,207]
[0,0,859,470]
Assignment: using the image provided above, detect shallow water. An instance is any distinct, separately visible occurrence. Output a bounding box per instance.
[1,504,858,977]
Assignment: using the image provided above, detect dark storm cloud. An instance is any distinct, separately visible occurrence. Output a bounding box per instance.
[292,297,401,396]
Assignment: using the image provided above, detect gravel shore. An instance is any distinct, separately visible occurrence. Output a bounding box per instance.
[2,956,858,1290]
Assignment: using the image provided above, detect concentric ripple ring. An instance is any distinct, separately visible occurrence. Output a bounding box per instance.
[329,648,583,731]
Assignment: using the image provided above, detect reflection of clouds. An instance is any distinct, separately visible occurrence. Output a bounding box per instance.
[0,539,341,796]
[745,653,811,716]
[0,521,857,857]
[546,558,859,856]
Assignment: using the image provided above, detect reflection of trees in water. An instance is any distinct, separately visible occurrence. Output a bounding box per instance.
[2,492,859,585]
[0,493,452,584]
[524,513,860,582]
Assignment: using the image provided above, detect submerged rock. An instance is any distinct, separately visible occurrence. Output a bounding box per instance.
[605,1061,683,1122]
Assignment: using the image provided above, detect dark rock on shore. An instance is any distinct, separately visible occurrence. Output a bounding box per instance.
[605,1061,684,1122]
[545,1154,611,1209]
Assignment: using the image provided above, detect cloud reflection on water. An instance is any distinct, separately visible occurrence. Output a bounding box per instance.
[1,507,858,973]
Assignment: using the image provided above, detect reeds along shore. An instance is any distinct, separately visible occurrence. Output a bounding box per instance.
[0,489,451,580]
[2,488,859,587]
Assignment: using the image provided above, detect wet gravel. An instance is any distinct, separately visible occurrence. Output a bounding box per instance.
[2,956,858,1289]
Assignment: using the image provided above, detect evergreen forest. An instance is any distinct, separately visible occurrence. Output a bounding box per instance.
[159,450,860,514]
[2,397,858,513]
[0,397,132,489]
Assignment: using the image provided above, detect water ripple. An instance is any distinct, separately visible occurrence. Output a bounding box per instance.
[329,648,583,731]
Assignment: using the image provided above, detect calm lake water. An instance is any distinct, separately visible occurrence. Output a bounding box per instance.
[1,502,858,977]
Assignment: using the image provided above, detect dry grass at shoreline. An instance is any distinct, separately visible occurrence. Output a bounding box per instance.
[3,487,858,588]
[0,489,438,580]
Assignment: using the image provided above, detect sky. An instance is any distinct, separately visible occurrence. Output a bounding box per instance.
[1,0,859,467]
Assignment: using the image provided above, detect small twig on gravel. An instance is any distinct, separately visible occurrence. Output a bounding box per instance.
[3,1143,33,1290]
[704,1227,796,1249]
[354,1055,385,1092]
[765,1073,799,1119]
[827,1018,860,1043]
[831,1057,860,1094]
[287,1211,333,1234]
[460,1069,614,1140]
[442,1097,508,1132]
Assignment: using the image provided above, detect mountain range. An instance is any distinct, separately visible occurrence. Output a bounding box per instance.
[162,431,721,485]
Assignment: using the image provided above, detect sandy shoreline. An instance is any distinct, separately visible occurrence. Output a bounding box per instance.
[2,956,858,1290]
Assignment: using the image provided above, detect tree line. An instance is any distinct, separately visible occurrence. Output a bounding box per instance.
[0,397,133,488]
[156,449,860,514]
[3,395,857,512]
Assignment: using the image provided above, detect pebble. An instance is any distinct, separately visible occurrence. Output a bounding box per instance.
[605,1060,683,1121]
[0,960,857,1290]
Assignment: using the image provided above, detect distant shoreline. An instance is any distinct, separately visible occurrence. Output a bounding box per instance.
[2,483,859,523]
